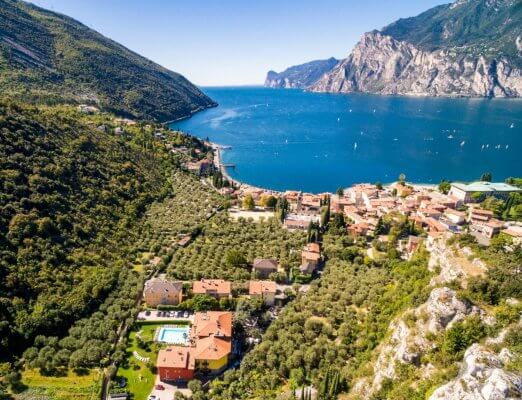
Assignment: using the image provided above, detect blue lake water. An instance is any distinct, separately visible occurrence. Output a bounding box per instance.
[173,87,522,193]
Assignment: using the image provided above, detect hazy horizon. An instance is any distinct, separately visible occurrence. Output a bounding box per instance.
[28,0,447,86]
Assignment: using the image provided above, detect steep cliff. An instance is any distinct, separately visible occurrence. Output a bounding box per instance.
[310,0,522,97]
[265,57,339,89]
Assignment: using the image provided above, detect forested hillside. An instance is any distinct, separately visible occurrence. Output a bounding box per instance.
[0,101,175,360]
[212,221,522,399]
[0,0,216,121]
[381,0,522,67]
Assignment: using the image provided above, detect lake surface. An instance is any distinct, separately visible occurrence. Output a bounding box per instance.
[173,87,522,193]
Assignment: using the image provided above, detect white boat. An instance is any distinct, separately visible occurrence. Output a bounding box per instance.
[354,142,358,150]
[460,140,465,147]
[448,135,454,139]
[510,123,515,128]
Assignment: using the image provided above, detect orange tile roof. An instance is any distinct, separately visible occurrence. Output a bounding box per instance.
[302,250,321,261]
[192,311,232,339]
[193,336,231,361]
[305,242,321,253]
[157,346,195,370]
[249,280,276,296]
[192,279,231,296]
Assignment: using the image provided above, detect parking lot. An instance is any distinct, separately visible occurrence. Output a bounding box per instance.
[137,310,195,323]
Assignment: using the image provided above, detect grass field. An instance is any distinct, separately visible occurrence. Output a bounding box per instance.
[114,323,165,400]
[17,369,100,400]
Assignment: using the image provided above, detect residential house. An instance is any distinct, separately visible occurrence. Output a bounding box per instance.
[249,280,277,306]
[299,243,321,274]
[468,207,494,224]
[177,235,192,247]
[347,222,370,237]
[443,209,466,225]
[157,347,195,381]
[470,219,505,239]
[424,217,447,233]
[501,225,522,245]
[192,279,231,299]
[252,258,278,278]
[143,278,183,307]
[301,193,322,213]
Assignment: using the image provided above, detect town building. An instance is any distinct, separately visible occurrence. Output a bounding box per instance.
[143,278,183,307]
[469,219,505,239]
[192,279,231,299]
[157,311,232,382]
[249,280,277,306]
[449,182,521,203]
[299,243,321,274]
[443,208,466,225]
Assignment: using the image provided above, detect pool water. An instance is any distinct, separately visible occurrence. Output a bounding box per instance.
[157,326,190,344]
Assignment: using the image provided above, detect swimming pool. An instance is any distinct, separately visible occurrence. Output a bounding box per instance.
[157,326,190,344]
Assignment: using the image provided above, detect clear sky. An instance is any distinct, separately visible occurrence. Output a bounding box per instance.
[28,0,447,86]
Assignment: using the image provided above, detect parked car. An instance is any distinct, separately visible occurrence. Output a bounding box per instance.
[155,384,165,390]
[170,311,175,317]
[145,310,151,316]
[184,311,189,318]
[156,311,161,317]
[148,396,157,400]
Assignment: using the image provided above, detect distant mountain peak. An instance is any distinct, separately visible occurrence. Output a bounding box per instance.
[264,58,339,89]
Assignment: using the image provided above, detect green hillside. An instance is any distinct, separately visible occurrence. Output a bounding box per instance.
[0,101,179,359]
[0,0,216,121]
[381,0,522,66]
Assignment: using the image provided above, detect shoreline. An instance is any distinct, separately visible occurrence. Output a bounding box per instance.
[208,141,439,196]
[209,142,282,195]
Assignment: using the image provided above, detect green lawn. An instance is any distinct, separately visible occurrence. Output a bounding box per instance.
[18,369,100,400]
[114,324,165,400]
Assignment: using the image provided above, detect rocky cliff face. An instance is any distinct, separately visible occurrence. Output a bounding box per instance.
[265,58,339,89]
[310,31,522,97]
[349,239,521,400]
[429,342,522,400]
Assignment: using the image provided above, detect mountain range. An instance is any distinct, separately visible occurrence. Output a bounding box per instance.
[266,0,522,97]
[265,57,339,89]
[0,0,216,121]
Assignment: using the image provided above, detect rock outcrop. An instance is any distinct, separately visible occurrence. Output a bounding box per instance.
[429,344,522,400]
[353,287,487,397]
[310,31,522,97]
[265,58,339,89]
[427,234,487,286]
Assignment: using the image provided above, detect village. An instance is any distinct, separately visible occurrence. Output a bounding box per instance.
[101,119,521,400]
